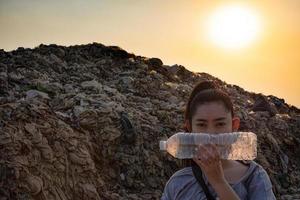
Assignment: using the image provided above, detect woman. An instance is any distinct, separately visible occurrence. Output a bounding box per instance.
[161,80,276,199]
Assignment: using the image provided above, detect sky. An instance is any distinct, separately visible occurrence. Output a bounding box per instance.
[0,0,299,108]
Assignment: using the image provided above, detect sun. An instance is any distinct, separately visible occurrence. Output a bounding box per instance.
[206,5,261,49]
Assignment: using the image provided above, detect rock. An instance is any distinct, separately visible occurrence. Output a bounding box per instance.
[26,89,50,100]
[266,133,281,153]
[268,95,290,114]
[252,94,278,116]
[80,79,103,92]
[120,173,125,181]
[8,72,25,82]
[279,152,289,174]
[79,183,101,200]
[78,109,98,129]
[103,45,134,59]
[0,130,12,145]
[120,112,136,144]
[23,175,43,195]
[268,114,289,131]
[36,81,63,95]
[146,57,163,67]
[24,123,43,144]
[118,76,135,93]
[167,64,194,81]
[64,83,78,93]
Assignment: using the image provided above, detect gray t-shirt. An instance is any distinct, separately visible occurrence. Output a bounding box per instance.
[161,160,276,200]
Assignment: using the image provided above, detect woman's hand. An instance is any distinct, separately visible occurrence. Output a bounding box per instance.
[192,144,240,200]
[192,144,225,186]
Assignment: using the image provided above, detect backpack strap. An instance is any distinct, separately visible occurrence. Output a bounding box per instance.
[244,164,259,190]
[191,160,215,200]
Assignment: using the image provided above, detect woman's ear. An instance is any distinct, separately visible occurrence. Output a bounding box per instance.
[232,117,240,131]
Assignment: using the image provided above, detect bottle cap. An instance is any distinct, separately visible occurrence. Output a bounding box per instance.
[159,141,166,151]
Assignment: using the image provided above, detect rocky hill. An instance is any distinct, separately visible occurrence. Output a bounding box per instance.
[0,43,299,200]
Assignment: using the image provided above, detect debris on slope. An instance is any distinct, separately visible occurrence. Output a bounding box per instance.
[0,43,299,199]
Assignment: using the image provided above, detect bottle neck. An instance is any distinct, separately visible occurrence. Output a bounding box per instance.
[159,141,167,150]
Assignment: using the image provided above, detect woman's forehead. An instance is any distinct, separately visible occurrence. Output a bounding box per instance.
[193,102,231,120]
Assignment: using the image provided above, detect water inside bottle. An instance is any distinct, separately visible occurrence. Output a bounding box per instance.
[169,132,257,160]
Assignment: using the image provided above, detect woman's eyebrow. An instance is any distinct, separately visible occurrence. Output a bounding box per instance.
[196,117,226,122]
[214,117,226,121]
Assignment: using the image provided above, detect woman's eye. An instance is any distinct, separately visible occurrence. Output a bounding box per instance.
[216,123,226,127]
[197,124,206,127]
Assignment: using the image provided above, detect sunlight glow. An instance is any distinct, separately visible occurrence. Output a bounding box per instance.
[207,5,261,49]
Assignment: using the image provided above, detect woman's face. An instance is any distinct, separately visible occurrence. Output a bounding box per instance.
[191,101,239,134]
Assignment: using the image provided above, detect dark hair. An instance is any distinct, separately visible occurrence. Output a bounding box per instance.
[183,80,234,132]
[181,80,234,167]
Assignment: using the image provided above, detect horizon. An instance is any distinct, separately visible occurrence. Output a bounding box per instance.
[1,0,299,108]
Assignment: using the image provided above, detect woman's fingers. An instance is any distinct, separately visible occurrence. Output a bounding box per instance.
[197,145,212,164]
[193,144,225,186]
[194,144,220,165]
[207,144,221,161]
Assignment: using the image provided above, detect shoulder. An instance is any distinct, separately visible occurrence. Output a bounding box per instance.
[224,160,276,199]
[162,167,195,193]
[246,160,273,190]
[162,167,201,200]
[165,167,194,186]
[243,161,276,199]
[249,160,270,177]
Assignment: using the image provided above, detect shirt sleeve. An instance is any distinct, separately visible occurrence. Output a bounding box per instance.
[161,179,173,200]
[247,166,277,200]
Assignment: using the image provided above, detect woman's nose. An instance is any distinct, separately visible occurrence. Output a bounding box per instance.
[205,126,217,134]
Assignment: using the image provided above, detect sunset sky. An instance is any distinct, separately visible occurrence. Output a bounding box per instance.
[1,0,299,108]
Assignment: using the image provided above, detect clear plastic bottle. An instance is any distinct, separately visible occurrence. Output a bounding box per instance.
[159,132,257,160]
